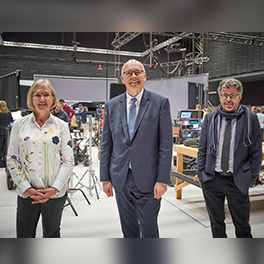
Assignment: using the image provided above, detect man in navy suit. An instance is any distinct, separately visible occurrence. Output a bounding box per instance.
[197,78,262,238]
[100,59,173,238]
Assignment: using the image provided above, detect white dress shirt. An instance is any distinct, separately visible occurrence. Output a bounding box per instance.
[126,88,144,123]
[215,117,236,173]
[126,89,144,169]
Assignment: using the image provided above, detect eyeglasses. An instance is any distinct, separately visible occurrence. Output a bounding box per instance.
[219,93,239,100]
[123,70,144,77]
[33,93,51,99]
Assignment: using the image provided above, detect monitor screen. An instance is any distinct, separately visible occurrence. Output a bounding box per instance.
[180,112,192,118]
[178,109,204,119]
[192,123,200,129]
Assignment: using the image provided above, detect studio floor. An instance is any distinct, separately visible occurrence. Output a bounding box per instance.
[1,147,264,238]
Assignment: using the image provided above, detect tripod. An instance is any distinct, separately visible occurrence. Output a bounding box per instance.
[71,115,101,199]
[65,186,91,216]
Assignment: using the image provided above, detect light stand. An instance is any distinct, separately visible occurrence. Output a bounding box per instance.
[72,115,101,199]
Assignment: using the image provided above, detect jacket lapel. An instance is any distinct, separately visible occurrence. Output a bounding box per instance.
[119,94,129,139]
[131,89,150,140]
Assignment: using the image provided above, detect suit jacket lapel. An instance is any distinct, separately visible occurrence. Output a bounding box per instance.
[234,115,244,152]
[119,94,129,139]
[131,89,150,140]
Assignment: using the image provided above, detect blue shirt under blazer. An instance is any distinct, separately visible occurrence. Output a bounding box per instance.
[100,89,173,193]
[197,111,263,195]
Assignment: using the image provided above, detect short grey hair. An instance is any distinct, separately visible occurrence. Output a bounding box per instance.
[217,78,243,96]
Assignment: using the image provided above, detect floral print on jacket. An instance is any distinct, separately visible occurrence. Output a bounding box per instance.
[7,113,74,198]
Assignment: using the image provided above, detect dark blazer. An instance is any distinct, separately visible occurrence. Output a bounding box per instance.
[0,112,13,136]
[100,89,173,193]
[197,111,263,194]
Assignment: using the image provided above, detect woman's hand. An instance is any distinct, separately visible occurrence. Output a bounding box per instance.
[24,187,57,204]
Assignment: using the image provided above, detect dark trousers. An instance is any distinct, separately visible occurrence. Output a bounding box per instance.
[202,173,252,238]
[115,169,161,238]
[76,120,82,130]
[0,135,6,166]
[16,193,67,238]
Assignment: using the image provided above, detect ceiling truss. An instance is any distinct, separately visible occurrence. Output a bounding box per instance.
[111,32,142,49]
[1,32,263,77]
[1,41,142,57]
[201,32,264,47]
[2,32,263,56]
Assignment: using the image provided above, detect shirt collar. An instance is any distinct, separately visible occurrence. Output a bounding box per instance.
[31,112,53,127]
[126,88,144,105]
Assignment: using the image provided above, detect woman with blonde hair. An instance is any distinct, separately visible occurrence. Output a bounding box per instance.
[7,79,74,237]
[195,104,202,110]
[0,100,13,167]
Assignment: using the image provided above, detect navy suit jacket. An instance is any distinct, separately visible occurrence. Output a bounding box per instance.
[100,89,173,193]
[197,110,263,194]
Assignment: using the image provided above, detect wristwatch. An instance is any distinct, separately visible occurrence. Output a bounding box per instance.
[52,187,59,195]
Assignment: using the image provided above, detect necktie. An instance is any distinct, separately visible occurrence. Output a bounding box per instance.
[128,98,137,139]
[221,119,231,173]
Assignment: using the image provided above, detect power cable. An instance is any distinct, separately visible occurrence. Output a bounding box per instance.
[153,56,182,75]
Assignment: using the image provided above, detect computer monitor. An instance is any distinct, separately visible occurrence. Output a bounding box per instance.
[177,109,203,119]
[180,111,192,119]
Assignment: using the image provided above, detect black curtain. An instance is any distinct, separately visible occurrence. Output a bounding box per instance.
[0,71,20,110]
[19,85,30,109]
[188,82,205,109]
[188,82,199,109]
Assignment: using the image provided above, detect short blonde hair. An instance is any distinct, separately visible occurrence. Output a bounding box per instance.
[27,79,57,109]
[196,104,201,110]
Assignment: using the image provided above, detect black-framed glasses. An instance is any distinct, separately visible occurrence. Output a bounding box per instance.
[219,93,239,100]
[123,70,144,77]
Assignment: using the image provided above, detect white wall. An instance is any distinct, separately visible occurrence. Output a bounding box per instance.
[145,74,208,120]
[34,74,118,102]
[33,73,208,120]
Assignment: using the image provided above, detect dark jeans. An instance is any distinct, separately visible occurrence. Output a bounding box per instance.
[115,169,161,238]
[16,192,67,238]
[202,173,252,238]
